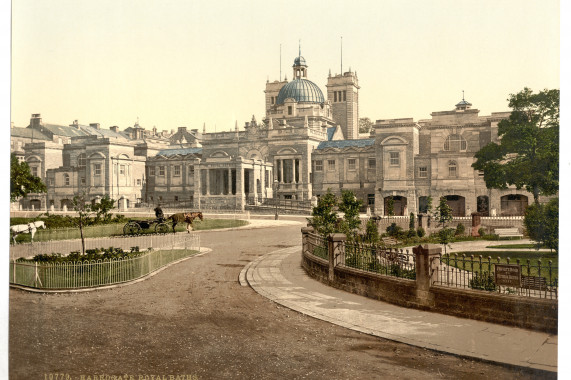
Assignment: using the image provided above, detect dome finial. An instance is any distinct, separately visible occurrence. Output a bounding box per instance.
[299,39,301,58]
[462,90,465,101]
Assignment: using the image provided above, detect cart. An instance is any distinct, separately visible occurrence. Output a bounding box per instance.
[123,218,171,235]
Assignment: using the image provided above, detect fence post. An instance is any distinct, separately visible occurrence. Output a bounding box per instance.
[413,244,441,307]
[301,227,314,255]
[328,233,347,281]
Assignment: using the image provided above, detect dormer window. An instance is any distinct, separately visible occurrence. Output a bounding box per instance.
[444,134,467,152]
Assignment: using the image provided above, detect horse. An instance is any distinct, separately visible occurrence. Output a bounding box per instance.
[10,221,46,244]
[167,212,204,233]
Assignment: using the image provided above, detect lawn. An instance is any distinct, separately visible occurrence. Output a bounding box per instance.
[10,218,249,243]
[485,243,544,249]
[443,250,558,281]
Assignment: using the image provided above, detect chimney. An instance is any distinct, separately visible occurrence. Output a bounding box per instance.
[30,114,42,128]
[110,126,119,132]
[178,126,187,133]
[89,123,100,130]
[70,120,80,129]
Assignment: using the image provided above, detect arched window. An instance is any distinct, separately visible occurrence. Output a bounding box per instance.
[77,153,86,169]
[444,134,467,151]
[448,161,458,177]
[64,173,70,186]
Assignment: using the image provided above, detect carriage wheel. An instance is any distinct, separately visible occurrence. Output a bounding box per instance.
[124,222,141,235]
[155,222,170,234]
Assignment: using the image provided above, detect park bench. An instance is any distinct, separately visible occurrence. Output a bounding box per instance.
[521,275,548,291]
[494,228,523,238]
[382,237,400,246]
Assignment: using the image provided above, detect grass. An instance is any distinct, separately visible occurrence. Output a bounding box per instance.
[10,218,249,244]
[444,250,558,281]
[485,243,543,249]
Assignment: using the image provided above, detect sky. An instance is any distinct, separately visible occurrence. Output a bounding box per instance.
[9,0,560,133]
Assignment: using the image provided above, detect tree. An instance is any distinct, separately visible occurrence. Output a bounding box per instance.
[524,198,558,252]
[308,189,338,238]
[338,190,363,240]
[72,193,97,255]
[364,218,379,244]
[92,195,116,223]
[472,88,559,204]
[434,197,454,254]
[359,117,373,134]
[10,153,47,202]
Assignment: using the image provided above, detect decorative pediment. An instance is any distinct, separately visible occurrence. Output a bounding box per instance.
[210,150,230,158]
[380,136,408,145]
[26,155,42,162]
[89,152,106,159]
[277,147,298,155]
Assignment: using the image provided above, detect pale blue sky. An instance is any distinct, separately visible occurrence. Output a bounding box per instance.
[10,0,560,132]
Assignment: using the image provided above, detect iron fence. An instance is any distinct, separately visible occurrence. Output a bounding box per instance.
[432,253,558,299]
[9,233,200,260]
[10,234,200,290]
[342,242,416,280]
[304,233,328,260]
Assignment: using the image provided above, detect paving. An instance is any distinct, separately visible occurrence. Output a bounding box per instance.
[241,232,557,373]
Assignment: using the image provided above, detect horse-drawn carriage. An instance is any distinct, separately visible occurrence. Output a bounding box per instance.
[123,218,170,235]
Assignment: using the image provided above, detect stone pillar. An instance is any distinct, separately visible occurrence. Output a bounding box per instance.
[50,205,55,213]
[301,226,314,255]
[471,212,482,237]
[228,168,232,196]
[327,233,347,281]
[418,213,428,230]
[413,244,441,307]
[205,169,210,195]
[280,159,284,183]
[62,205,67,212]
[292,159,296,183]
[118,196,128,211]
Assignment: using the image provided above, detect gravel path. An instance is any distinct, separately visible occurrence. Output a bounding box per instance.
[9,223,553,379]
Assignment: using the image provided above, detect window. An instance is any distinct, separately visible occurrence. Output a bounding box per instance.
[174,165,181,177]
[328,159,335,171]
[389,152,400,166]
[119,165,125,175]
[77,154,86,169]
[94,164,101,176]
[136,179,141,186]
[444,134,467,151]
[174,196,179,202]
[348,158,356,170]
[288,106,292,115]
[448,161,457,177]
[80,177,86,185]
[31,166,38,177]
[478,170,484,177]
[271,96,275,105]
[334,92,337,102]
[315,160,323,171]
[49,178,54,186]
[149,166,155,176]
[64,173,70,186]
[368,194,375,206]
[368,158,376,169]
[159,166,165,176]
[188,166,195,177]
[343,90,347,101]
[419,167,428,178]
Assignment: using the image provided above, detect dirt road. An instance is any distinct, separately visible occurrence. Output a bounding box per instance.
[10,224,553,379]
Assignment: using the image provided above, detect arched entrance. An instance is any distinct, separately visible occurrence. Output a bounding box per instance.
[444,195,465,217]
[384,196,407,216]
[60,199,73,210]
[29,199,41,210]
[500,194,528,216]
[476,195,489,216]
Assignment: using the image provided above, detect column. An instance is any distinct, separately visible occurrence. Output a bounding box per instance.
[280,159,284,183]
[292,159,296,184]
[205,168,210,195]
[228,168,232,196]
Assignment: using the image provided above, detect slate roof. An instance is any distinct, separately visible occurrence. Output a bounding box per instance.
[39,124,90,137]
[79,125,130,140]
[327,127,336,141]
[316,139,375,150]
[10,127,51,140]
[156,147,203,156]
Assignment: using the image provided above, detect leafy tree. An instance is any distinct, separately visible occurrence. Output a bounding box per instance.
[72,193,97,255]
[385,196,394,225]
[92,195,116,223]
[472,88,559,204]
[524,198,558,252]
[434,197,454,254]
[338,190,363,240]
[10,153,47,202]
[364,218,379,244]
[308,189,338,238]
[359,117,373,134]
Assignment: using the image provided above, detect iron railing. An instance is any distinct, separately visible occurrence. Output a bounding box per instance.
[342,242,416,280]
[10,235,200,290]
[304,233,328,260]
[432,253,558,299]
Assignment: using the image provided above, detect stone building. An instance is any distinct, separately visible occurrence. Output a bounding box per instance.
[12,51,542,217]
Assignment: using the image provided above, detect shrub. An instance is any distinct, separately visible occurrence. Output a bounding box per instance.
[417,227,426,238]
[386,223,403,237]
[364,219,379,244]
[469,271,496,291]
[407,229,417,238]
[478,227,486,237]
[455,223,466,236]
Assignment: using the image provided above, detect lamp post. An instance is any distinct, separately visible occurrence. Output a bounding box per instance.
[274,179,279,220]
